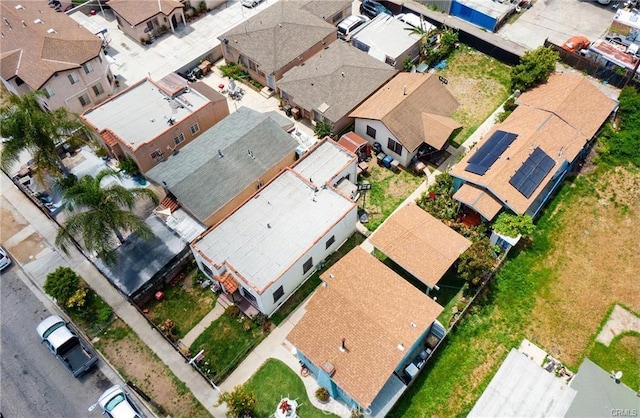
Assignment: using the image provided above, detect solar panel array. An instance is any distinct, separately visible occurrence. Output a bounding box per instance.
[465,131,518,175]
[509,147,556,198]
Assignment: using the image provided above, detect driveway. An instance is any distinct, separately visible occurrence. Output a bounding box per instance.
[499,0,615,50]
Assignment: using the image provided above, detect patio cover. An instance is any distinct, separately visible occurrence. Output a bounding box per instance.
[369,203,471,288]
[453,183,503,221]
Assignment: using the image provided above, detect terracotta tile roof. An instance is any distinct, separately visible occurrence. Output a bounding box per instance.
[452,183,503,221]
[159,195,180,213]
[451,73,617,215]
[100,129,121,148]
[337,132,368,154]
[0,1,102,89]
[108,0,184,26]
[287,247,443,409]
[350,73,460,151]
[218,272,238,294]
[370,204,471,288]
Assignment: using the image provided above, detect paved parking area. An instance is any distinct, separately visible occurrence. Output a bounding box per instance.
[498,0,615,50]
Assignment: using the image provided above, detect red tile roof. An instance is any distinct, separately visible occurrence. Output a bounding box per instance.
[218,273,238,294]
[159,196,180,213]
[100,129,120,148]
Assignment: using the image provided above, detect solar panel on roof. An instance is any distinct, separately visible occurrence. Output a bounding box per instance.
[509,147,556,198]
[465,130,518,175]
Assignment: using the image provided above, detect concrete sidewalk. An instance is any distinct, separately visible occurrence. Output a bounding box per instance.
[0,174,224,417]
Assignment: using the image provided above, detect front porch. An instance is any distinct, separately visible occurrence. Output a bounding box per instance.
[217,291,260,319]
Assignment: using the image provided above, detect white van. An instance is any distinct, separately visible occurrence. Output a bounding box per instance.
[396,13,436,34]
[337,15,370,41]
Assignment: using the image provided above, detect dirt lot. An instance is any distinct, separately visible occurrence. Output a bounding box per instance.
[528,166,640,366]
[95,319,210,417]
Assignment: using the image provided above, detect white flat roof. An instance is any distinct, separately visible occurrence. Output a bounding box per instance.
[83,80,210,151]
[353,14,420,59]
[293,140,355,186]
[193,169,355,292]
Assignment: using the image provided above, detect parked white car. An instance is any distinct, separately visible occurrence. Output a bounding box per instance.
[92,385,144,418]
[395,13,436,33]
[0,246,11,271]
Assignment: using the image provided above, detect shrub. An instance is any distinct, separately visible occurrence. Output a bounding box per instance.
[314,120,333,139]
[416,173,457,221]
[457,237,496,287]
[597,87,640,167]
[492,213,535,238]
[217,386,256,418]
[225,305,242,319]
[220,62,249,81]
[44,267,81,306]
[315,387,330,402]
[117,156,140,176]
[511,46,558,92]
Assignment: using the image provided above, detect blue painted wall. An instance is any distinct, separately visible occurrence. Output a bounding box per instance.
[450,0,497,32]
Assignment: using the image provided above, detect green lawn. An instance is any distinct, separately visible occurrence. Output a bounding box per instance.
[190,313,265,383]
[588,331,640,390]
[146,283,216,339]
[271,232,366,325]
[243,359,338,418]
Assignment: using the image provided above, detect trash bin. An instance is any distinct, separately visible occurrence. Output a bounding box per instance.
[283,105,292,117]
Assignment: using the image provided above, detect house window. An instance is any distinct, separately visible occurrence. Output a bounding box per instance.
[174,133,185,145]
[243,289,257,304]
[92,83,104,96]
[190,123,200,135]
[303,257,313,274]
[388,138,403,156]
[366,125,376,139]
[78,94,91,107]
[146,20,155,31]
[281,91,288,101]
[325,235,335,249]
[107,72,113,84]
[150,149,164,163]
[68,73,79,85]
[15,76,24,86]
[332,11,343,23]
[248,59,257,72]
[272,285,284,303]
[42,86,55,98]
[201,263,214,277]
[82,62,94,74]
[98,53,103,63]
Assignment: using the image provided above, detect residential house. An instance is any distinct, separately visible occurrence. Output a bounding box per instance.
[94,215,189,305]
[0,1,115,113]
[351,14,421,70]
[369,203,471,291]
[450,73,617,221]
[218,1,348,90]
[82,73,229,174]
[350,72,461,167]
[191,138,359,316]
[109,0,186,44]
[146,107,298,228]
[287,246,445,417]
[278,41,397,134]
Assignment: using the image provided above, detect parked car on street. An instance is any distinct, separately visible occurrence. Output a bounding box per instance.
[0,246,11,271]
[91,385,145,418]
[36,315,98,377]
[359,0,391,19]
[561,35,591,52]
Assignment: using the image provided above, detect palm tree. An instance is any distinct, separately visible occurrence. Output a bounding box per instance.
[0,91,88,181]
[405,17,439,61]
[55,170,159,265]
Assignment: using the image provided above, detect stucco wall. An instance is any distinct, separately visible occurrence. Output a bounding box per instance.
[354,118,414,167]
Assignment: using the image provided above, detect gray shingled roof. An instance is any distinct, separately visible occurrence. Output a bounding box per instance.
[566,358,640,418]
[218,2,336,74]
[278,42,397,123]
[146,108,298,223]
[298,0,352,20]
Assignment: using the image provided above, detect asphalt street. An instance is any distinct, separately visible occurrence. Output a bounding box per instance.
[1,264,119,417]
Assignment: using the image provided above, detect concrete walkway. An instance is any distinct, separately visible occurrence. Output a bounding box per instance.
[181,303,225,347]
[0,175,224,417]
[596,305,640,347]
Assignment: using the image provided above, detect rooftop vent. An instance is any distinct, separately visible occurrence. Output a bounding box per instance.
[15,5,25,10]
[339,338,346,353]
[21,21,26,27]
[47,28,56,33]
[397,343,405,351]
[217,149,224,158]
[321,361,336,376]
[34,18,43,24]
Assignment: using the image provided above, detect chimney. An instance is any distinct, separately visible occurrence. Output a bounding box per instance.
[339,338,346,352]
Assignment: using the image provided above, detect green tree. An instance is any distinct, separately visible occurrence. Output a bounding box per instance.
[217,386,256,418]
[314,119,333,138]
[457,237,495,286]
[492,213,535,238]
[44,267,81,305]
[117,156,140,176]
[510,47,559,92]
[0,91,87,181]
[55,169,158,265]
[597,87,640,166]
